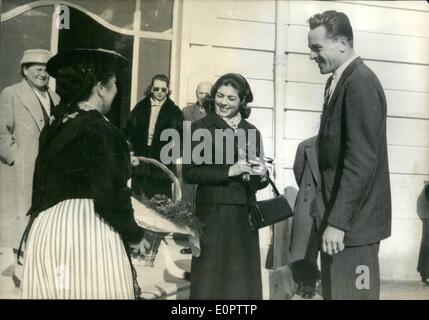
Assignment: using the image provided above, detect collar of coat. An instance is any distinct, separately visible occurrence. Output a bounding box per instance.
[186,103,206,115]
[39,109,114,157]
[200,111,253,132]
[324,57,363,111]
[133,97,181,142]
[137,96,179,125]
[304,137,320,185]
[14,80,60,131]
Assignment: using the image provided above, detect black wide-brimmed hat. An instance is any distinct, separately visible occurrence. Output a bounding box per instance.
[46,48,128,78]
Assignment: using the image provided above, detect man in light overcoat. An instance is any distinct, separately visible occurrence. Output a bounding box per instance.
[0,49,60,249]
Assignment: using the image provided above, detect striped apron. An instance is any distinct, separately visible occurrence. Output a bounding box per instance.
[20,199,135,299]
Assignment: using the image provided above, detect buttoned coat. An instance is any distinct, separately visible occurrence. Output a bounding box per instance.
[317,57,391,246]
[0,80,60,248]
[289,136,323,262]
[183,112,267,299]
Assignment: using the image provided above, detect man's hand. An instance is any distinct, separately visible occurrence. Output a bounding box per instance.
[322,225,345,256]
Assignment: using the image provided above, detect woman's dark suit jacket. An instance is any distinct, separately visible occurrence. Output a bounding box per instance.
[183,112,266,204]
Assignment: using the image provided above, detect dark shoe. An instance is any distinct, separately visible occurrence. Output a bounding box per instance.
[180,247,192,254]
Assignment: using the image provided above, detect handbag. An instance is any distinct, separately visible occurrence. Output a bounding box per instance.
[248,176,294,230]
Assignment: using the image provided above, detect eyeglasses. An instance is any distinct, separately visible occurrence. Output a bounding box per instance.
[152,87,168,93]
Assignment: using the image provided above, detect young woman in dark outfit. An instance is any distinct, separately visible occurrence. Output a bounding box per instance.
[19,49,145,299]
[125,74,183,199]
[183,73,268,299]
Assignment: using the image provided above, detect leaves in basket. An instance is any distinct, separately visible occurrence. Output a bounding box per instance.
[140,194,203,235]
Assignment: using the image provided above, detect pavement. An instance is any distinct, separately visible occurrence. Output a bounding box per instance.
[1,242,429,300]
[134,235,192,300]
[134,237,429,300]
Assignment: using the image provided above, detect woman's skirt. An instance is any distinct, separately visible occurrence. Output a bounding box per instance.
[189,204,262,300]
[20,198,135,299]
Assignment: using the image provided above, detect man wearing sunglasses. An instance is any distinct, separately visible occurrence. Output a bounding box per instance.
[126,74,183,200]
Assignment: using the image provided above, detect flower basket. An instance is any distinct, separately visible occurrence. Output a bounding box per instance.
[132,156,201,267]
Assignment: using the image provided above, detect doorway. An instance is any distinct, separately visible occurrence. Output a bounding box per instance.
[57,7,133,129]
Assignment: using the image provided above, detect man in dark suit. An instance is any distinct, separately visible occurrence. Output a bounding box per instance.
[308,10,391,299]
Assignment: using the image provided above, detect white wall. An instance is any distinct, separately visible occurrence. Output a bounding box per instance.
[178,0,429,281]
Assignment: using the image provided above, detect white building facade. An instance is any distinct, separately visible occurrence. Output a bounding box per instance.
[1,0,428,283]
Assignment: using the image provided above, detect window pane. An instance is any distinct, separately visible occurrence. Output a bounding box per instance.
[65,0,135,30]
[136,39,171,103]
[0,6,53,91]
[140,0,173,32]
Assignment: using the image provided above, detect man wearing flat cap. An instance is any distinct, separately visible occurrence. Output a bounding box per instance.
[0,49,60,251]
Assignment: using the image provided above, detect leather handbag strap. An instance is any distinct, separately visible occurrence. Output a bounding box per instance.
[267,176,281,197]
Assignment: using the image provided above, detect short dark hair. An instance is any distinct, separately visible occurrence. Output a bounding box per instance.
[308,10,354,47]
[144,74,170,98]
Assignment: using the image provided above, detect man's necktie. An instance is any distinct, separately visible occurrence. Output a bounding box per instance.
[323,75,334,108]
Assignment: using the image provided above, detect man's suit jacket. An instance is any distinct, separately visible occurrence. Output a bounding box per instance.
[290,136,323,262]
[181,103,207,211]
[0,80,60,248]
[317,57,391,247]
[182,103,206,123]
